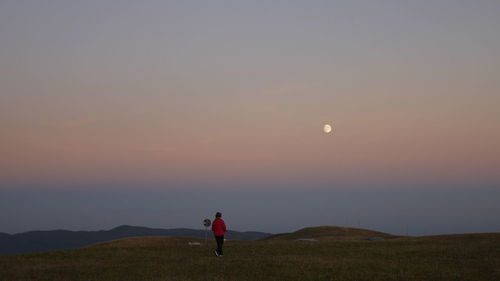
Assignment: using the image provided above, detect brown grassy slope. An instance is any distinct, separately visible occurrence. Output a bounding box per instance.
[415,232,500,241]
[265,225,400,241]
[1,233,500,281]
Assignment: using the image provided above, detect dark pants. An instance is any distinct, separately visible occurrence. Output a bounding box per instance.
[215,235,224,255]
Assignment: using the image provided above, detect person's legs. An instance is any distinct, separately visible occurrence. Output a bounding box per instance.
[215,235,224,256]
[219,235,224,256]
[214,236,220,256]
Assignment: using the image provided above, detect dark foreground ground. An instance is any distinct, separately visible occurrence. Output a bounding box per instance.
[1,233,499,281]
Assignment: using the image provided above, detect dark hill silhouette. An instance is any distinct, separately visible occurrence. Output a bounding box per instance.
[0,225,271,255]
[264,226,401,241]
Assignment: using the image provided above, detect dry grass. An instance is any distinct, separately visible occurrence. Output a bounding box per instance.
[1,233,499,281]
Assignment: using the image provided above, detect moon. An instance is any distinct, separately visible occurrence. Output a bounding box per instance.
[323,124,332,133]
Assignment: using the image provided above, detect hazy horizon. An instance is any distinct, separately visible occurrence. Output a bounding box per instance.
[1,1,499,236]
[2,184,499,236]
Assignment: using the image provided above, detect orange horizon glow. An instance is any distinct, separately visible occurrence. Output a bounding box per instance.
[1,1,499,188]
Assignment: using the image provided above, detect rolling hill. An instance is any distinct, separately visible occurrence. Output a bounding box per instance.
[265,226,401,241]
[0,225,271,255]
[1,230,499,281]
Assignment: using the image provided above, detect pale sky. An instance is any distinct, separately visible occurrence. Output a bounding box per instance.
[1,0,499,234]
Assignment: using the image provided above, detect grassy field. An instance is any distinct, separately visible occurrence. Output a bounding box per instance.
[1,231,499,281]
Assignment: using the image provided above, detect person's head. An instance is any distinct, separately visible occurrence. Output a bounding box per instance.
[215,212,222,218]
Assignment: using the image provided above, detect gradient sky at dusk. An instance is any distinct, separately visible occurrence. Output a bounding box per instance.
[1,1,499,235]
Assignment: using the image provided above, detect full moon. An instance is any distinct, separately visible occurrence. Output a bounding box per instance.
[323,124,332,133]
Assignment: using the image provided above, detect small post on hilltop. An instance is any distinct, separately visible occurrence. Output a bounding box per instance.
[203,218,211,255]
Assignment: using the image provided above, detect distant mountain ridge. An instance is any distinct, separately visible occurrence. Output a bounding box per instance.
[0,225,272,255]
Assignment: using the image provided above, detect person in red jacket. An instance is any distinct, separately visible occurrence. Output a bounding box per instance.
[211,212,227,257]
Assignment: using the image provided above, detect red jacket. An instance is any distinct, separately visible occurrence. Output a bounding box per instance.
[211,218,227,236]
